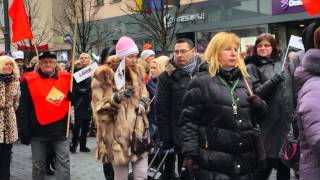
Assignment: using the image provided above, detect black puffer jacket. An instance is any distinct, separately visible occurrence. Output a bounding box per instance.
[180,68,261,180]
[155,56,204,150]
[246,55,291,158]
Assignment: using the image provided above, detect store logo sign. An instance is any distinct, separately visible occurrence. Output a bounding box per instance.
[273,0,305,15]
[281,0,303,10]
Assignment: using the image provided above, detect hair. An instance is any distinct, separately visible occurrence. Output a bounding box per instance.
[204,32,248,78]
[151,55,169,74]
[100,46,116,65]
[0,56,20,79]
[79,53,92,64]
[314,26,320,49]
[253,33,281,59]
[176,38,195,49]
[106,55,121,72]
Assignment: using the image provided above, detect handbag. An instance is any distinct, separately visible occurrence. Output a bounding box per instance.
[131,110,153,155]
[279,125,300,171]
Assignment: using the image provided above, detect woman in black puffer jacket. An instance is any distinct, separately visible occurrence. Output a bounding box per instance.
[245,33,292,180]
[179,32,267,180]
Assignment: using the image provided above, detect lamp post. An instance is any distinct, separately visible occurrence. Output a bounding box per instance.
[3,0,11,53]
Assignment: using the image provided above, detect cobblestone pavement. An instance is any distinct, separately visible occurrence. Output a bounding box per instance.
[10,137,297,180]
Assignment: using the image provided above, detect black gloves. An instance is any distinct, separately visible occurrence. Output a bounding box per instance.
[270,72,285,85]
[180,156,199,180]
[247,94,263,108]
[247,94,267,114]
[67,91,76,104]
[20,132,31,145]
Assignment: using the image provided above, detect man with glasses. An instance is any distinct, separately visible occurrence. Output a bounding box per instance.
[155,38,204,179]
[17,51,72,180]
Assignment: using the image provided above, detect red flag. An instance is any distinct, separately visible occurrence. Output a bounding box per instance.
[302,0,320,16]
[8,0,33,43]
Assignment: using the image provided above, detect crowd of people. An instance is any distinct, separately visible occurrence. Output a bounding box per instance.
[1,21,320,180]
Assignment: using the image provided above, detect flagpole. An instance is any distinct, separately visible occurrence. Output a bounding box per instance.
[66,0,79,138]
[3,0,11,53]
[32,39,39,57]
[281,46,289,72]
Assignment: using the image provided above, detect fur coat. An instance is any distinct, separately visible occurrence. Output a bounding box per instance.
[91,63,149,166]
[0,79,20,144]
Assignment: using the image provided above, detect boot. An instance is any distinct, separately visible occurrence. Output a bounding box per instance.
[70,136,78,153]
[79,137,90,152]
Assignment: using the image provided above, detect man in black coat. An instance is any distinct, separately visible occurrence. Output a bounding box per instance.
[155,38,203,179]
[17,51,71,180]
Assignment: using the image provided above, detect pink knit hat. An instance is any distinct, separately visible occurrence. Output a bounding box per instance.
[115,36,139,59]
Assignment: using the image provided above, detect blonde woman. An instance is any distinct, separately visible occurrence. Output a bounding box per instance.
[0,56,20,180]
[70,52,93,153]
[179,32,266,180]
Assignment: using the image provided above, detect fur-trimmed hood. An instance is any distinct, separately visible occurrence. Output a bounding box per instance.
[295,49,320,87]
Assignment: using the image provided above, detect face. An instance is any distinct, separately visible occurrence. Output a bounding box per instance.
[256,40,273,58]
[59,64,66,71]
[80,55,90,67]
[145,55,155,63]
[149,62,159,78]
[15,59,24,67]
[219,43,238,69]
[174,42,195,66]
[125,53,138,69]
[3,62,14,74]
[38,58,57,74]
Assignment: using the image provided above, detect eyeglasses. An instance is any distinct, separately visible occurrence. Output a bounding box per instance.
[257,44,272,48]
[173,49,192,55]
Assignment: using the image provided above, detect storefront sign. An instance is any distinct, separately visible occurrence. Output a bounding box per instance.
[272,0,305,15]
[164,12,206,27]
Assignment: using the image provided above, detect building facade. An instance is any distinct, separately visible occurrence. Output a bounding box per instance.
[92,0,319,55]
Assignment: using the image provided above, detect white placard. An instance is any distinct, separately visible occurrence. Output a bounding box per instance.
[73,62,98,83]
[114,58,125,90]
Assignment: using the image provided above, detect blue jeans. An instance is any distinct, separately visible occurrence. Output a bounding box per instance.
[31,137,70,180]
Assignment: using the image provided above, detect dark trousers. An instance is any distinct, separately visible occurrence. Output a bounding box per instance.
[103,162,114,180]
[71,118,91,145]
[256,158,290,180]
[0,143,12,180]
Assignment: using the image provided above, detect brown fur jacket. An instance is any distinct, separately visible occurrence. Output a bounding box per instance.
[0,79,20,144]
[91,63,150,166]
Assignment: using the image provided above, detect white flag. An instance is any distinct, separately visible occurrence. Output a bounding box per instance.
[288,35,304,50]
[114,58,125,90]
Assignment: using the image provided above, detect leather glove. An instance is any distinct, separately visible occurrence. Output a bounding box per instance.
[112,90,124,104]
[180,156,199,180]
[67,91,76,104]
[270,72,285,85]
[247,94,263,108]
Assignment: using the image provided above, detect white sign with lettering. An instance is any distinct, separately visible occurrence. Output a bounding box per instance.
[73,62,98,83]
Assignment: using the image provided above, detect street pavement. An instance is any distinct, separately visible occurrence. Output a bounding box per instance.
[10,137,104,180]
[10,137,297,180]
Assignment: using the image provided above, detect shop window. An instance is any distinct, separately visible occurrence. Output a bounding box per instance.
[96,0,104,6]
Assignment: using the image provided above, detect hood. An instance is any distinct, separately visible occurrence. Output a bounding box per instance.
[303,21,320,51]
[294,48,320,86]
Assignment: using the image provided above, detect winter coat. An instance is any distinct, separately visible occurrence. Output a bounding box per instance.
[180,68,263,180]
[246,55,292,158]
[155,56,204,150]
[294,49,320,180]
[91,64,150,166]
[146,77,157,124]
[0,78,20,144]
[73,66,92,119]
[16,70,69,143]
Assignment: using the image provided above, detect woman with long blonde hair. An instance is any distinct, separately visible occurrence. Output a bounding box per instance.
[0,56,20,180]
[179,32,266,180]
